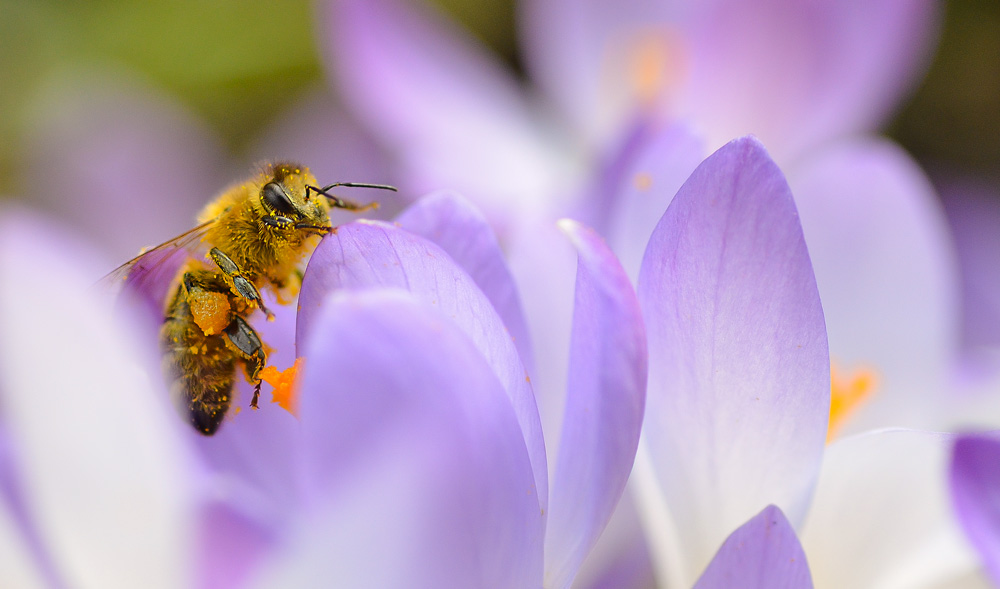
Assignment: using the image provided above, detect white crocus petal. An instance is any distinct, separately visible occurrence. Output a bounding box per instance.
[801,429,977,588]
[0,211,198,589]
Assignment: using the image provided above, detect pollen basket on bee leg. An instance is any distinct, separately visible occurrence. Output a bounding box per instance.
[189,290,232,335]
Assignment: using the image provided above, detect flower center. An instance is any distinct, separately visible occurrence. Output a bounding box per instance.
[260,357,305,416]
[827,362,878,442]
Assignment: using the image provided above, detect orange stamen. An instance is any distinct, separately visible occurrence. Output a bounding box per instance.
[260,357,305,416]
[828,363,878,443]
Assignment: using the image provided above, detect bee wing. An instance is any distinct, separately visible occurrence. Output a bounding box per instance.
[95,218,218,293]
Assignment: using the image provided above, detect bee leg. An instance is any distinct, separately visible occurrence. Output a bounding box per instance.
[326,194,378,213]
[224,316,267,410]
[261,215,295,228]
[209,247,274,321]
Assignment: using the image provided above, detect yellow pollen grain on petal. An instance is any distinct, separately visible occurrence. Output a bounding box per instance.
[260,357,305,417]
[828,362,878,443]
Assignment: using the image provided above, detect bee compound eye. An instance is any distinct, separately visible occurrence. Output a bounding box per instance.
[261,182,296,215]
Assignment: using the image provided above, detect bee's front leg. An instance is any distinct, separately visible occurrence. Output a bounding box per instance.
[224,316,267,409]
[209,247,274,321]
[261,215,294,228]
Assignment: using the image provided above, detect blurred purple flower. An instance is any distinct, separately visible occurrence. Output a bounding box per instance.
[320,0,937,223]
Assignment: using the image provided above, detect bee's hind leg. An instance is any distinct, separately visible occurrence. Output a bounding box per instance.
[209,247,274,320]
[224,316,267,410]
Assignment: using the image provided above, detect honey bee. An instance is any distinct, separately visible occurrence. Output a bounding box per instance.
[104,162,396,435]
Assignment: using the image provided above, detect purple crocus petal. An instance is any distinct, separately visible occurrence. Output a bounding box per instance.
[789,138,957,433]
[0,211,199,588]
[543,220,646,588]
[940,181,1000,351]
[297,220,548,516]
[637,137,829,583]
[24,72,229,263]
[320,0,574,223]
[802,430,976,587]
[266,289,543,586]
[194,500,277,589]
[681,0,939,158]
[950,434,1000,584]
[605,122,705,281]
[693,505,812,589]
[396,190,535,375]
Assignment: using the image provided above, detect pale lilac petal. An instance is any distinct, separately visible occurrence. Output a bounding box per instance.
[950,434,1000,584]
[0,500,46,589]
[0,211,199,588]
[694,505,812,589]
[941,181,1000,351]
[605,122,705,281]
[297,221,547,515]
[637,137,829,584]
[802,430,977,588]
[0,426,63,589]
[396,191,535,375]
[261,289,543,586]
[544,220,646,588]
[681,0,939,158]
[788,138,958,433]
[506,219,578,478]
[24,72,229,262]
[320,0,575,223]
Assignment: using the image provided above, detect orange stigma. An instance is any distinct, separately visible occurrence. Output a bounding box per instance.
[260,357,305,416]
[626,28,688,106]
[828,362,878,442]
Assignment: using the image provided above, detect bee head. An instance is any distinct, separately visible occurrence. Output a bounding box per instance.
[258,162,397,233]
[258,163,331,229]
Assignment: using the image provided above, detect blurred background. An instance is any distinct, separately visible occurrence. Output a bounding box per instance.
[0,0,997,260]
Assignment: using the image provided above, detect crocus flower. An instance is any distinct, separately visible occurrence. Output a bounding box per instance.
[630,137,978,588]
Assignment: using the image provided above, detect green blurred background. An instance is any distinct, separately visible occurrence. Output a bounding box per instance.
[0,0,997,197]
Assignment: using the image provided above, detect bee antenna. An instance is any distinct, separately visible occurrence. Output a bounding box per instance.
[305,184,385,213]
[320,182,398,192]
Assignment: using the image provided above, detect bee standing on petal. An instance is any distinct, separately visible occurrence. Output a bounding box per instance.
[103,162,395,434]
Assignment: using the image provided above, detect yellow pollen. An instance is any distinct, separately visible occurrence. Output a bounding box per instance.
[828,363,878,442]
[260,357,305,417]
